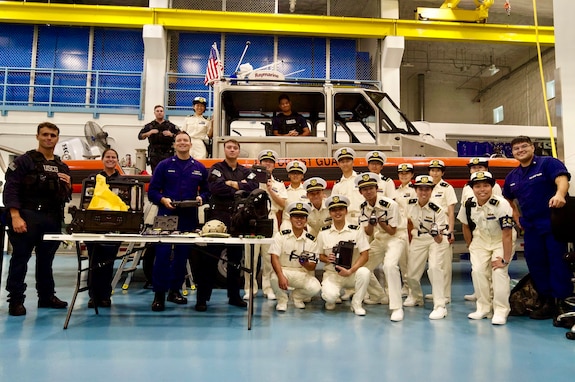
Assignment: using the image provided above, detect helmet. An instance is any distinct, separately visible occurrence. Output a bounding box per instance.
[201,220,230,237]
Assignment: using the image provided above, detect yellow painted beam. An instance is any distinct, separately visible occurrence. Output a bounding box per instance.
[0,2,554,46]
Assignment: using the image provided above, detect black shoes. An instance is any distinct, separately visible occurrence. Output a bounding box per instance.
[88,298,112,309]
[151,292,165,312]
[195,302,208,312]
[229,297,248,308]
[9,302,26,316]
[529,297,555,320]
[167,290,188,305]
[38,295,68,309]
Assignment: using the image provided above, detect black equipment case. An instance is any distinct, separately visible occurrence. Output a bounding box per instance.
[67,178,145,234]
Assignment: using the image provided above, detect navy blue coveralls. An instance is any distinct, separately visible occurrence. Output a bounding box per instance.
[3,150,71,304]
[148,155,210,294]
[503,155,573,299]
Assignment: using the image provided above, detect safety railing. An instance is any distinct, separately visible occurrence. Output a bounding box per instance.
[0,67,144,119]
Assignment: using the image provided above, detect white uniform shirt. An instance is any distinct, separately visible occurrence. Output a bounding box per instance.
[457,194,513,241]
[359,195,400,241]
[306,202,331,237]
[377,175,397,200]
[260,176,288,216]
[406,199,448,238]
[430,179,458,210]
[317,224,370,273]
[269,229,319,269]
[281,184,307,224]
[332,171,363,221]
[182,115,211,159]
[460,183,502,204]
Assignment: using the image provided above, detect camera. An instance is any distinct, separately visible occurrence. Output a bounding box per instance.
[332,240,354,269]
[369,210,377,226]
[251,165,270,183]
[430,223,439,237]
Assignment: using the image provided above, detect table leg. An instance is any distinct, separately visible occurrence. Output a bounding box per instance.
[248,243,254,330]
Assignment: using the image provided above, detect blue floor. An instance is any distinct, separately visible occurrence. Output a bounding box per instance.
[0,253,574,382]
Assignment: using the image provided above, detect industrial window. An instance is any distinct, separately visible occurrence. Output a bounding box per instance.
[493,105,504,124]
[546,80,555,100]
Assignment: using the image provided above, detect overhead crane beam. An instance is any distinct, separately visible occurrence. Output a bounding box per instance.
[0,2,554,46]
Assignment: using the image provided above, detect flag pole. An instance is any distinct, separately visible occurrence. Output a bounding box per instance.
[234,41,251,74]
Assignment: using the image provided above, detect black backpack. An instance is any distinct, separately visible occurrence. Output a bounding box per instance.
[230,189,271,236]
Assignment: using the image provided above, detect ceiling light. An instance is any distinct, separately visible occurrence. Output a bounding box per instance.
[480,64,500,77]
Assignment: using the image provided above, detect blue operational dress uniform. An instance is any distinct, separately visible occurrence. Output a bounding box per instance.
[3,150,71,308]
[148,155,210,295]
[503,155,573,300]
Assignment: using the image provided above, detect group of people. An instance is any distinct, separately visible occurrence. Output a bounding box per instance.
[2,115,572,327]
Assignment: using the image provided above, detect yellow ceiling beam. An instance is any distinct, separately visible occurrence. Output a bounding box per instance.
[0,2,554,46]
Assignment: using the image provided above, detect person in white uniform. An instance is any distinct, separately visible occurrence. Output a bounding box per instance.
[270,202,322,311]
[303,177,330,237]
[460,157,503,302]
[395,163,416,296]
[365,151,396,199]
[280,160,307,231]
[457,171,514,325]
[403,175,450,320]
[243,149,287,300]
[332,147,363,224]
[427,159,457,305]
[318,195,371,316]
[356,173,406,321]
[182,96,213,159]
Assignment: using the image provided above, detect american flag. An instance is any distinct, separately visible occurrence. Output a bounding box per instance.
[204,44,222,86]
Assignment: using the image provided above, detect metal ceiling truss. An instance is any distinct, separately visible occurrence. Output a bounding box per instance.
[0,2,554,46]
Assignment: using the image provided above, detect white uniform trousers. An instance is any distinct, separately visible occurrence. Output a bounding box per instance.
[398,230,409,291]
[270,268,321,305]
[406,233,449,309]
[368,236,406,310]
[469,237,511,318]
[321,267,370,306]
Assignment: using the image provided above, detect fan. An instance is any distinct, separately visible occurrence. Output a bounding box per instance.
[84,121,110,153]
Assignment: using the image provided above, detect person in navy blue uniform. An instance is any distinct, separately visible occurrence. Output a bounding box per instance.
[206,139,259,309]
[271,94,310,136]
[138,105,180,172]
[503,135,572,320]
[148,131,210,312]
[3,122,71,316]
[84,148,123,309]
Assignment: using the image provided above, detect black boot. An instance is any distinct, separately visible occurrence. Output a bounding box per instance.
[8,301,26,316]
[151,292,165,312]
[529,296,555,320]
[167,290,188,305]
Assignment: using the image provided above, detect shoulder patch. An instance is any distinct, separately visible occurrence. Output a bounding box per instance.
[211,169,222,178]
[305,232,316,241]
[8,161,17,171]
[247,172,256,180]
[379,199,390,208]
[428,202,442,212]
[348,224,360,230]
[281,229,292,235]
[408,198,418,205]
[321,225,332,231]
[408,183,414,188]
[380,175,389,181]
[489,198,500,206]
[360,201,367,209]
[439,181,449,187]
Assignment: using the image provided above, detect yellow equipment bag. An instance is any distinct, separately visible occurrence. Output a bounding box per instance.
[87,174,129,211]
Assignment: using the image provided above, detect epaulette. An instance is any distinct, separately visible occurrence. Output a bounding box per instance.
[439,181,449,187]
[408,198,418,204]
[280,229,292,235]
[321,225,332,231]
[428,202,442,212]
[489,198,499,206]
[305,232,316,241]
[360,201,367,209]
[379,199,390,208]
[380,175,390,181]
[408,183,415,188]
[348,224,360,230]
